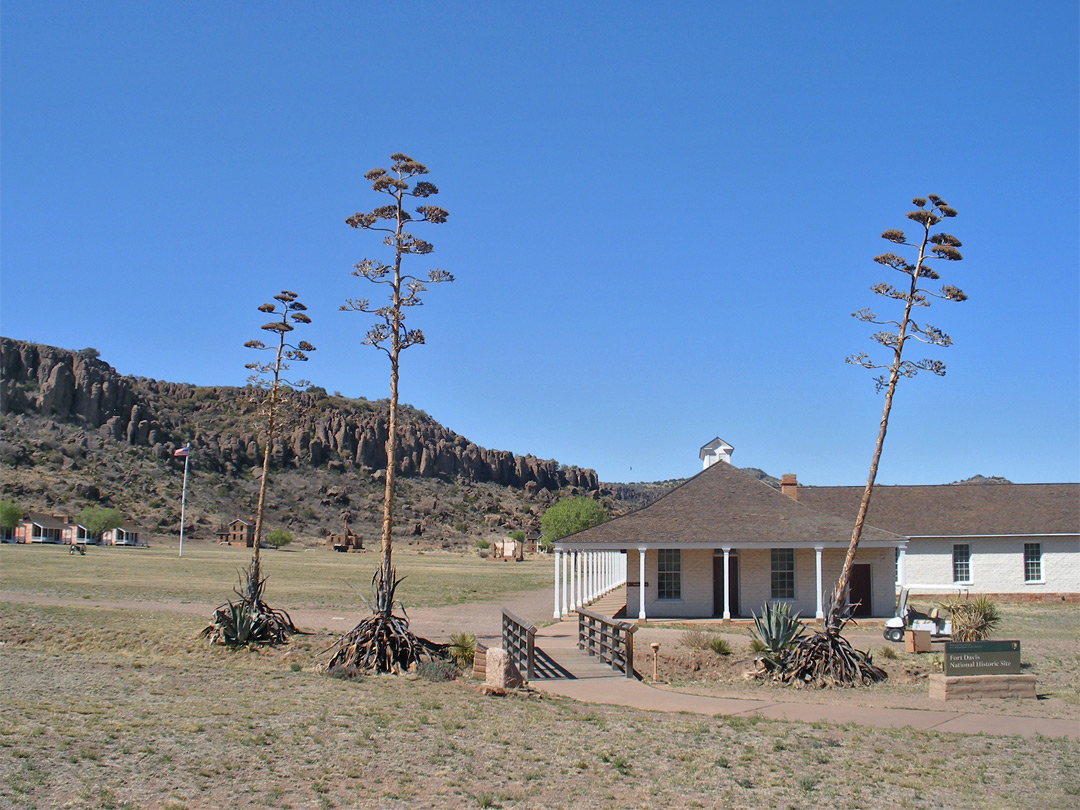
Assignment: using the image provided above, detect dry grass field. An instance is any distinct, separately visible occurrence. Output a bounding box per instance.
[0,542,553,611]
[1,543,1078,809]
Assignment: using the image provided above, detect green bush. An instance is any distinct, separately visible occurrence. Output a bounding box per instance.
[475,538,490,550]
[508,530,525,542]
[265,530,292,549]
[540,497,607,542]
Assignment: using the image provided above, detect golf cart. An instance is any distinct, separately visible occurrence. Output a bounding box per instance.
[883,587,967,642]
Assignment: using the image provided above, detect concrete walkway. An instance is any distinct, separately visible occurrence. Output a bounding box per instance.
[526,588,1079,741]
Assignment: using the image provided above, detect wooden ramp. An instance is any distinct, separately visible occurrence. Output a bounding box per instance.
[531,587,632,681]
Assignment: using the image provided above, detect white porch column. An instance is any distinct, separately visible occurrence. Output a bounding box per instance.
[565,552,574,613]
[588,551,595,602]
[575,551,583,610]
[569,551,577,611]
[815,546,824,620]
[637,547,647,621]
[722,547,731,620]
[553,550,562,619]
[898,544,907,589]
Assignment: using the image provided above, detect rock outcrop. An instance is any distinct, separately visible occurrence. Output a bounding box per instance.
[0,337,599,492]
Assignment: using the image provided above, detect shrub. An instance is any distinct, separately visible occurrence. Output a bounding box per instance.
[265,530,292,549]
[327,665,364,682]
[508,530,525,542]
[945,595,1002,642]
[680,629,713,650]
[417,659,458,682]
[475,538,490,550]
[877,645,898,660]
[709,637,732,656]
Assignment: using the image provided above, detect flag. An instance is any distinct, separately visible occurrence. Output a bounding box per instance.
[173,446,189,458]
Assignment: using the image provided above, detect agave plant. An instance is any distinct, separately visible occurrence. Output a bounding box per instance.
[202,559,301,647]
[751,602,806,669]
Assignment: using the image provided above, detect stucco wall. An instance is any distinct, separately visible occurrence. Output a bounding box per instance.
[904,535,1080,594]
[626,546,896,619]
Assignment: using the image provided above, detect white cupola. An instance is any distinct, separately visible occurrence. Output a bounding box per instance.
[699,437,734,469]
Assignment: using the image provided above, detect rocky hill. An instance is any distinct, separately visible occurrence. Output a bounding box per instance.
[0,338,608,546]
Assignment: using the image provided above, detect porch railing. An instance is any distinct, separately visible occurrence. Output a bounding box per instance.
[501,609,536,682]
[577,607,637,678]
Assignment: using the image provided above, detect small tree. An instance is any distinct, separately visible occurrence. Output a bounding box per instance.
[265,530,292,549]
[77,347,101,361]
[328,154,452,674]
[540,497,607,542]
[0,500,22,531]
[831,195,966,626]
[77,507,122,540]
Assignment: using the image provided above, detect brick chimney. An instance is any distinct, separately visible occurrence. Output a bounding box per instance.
[780,474,798,500]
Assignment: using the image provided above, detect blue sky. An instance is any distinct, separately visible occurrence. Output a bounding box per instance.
[3,2,1077,486]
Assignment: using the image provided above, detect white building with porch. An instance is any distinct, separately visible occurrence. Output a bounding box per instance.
[552,441,907,621]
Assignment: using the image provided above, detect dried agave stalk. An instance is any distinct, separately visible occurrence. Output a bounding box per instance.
[322,566,446,674]
[762,596,887,687]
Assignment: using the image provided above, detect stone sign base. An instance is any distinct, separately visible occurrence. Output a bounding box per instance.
[929,673,1036,701]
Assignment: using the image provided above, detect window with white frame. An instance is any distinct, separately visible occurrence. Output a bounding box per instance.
[657,549,681,600]
[771,548,795,599]
[1024,543,1042,582]
[952,544,971,583]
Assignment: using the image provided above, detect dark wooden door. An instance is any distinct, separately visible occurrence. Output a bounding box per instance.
[713,555,740,618]
[848,564,872,617]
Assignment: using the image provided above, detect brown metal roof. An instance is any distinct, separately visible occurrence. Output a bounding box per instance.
[797,483,1080,537]
[560,461,903,547]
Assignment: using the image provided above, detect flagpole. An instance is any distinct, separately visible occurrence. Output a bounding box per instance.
[178,447,190,558]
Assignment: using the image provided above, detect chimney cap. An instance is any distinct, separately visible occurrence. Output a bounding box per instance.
[780,473,798,485]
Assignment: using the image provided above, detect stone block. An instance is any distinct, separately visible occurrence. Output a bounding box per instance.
[929,673,1036,701]
[485,647,523,690]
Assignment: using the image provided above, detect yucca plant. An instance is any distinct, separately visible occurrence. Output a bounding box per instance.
[751,602,806,669]
[709,637,732,656]
[944,595,1001,642]
[448,632,477,672]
